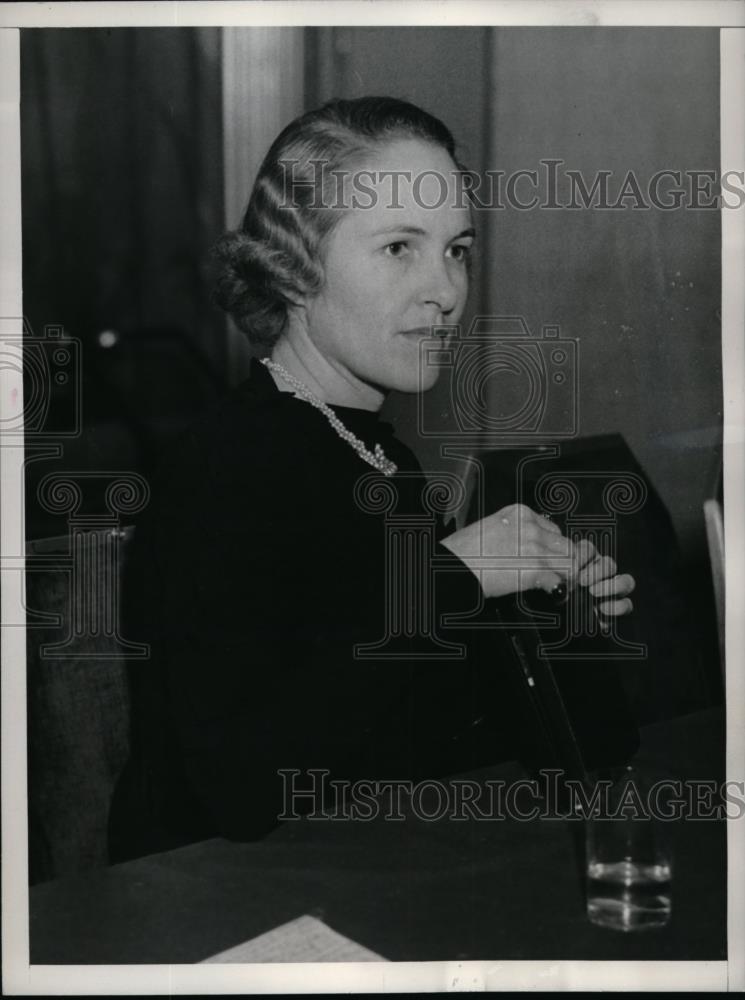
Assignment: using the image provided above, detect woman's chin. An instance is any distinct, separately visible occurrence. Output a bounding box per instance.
[390,365,441,395]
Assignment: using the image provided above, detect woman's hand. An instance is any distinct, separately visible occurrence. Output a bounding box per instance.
[574,539,635,617]
[440,504,635,615]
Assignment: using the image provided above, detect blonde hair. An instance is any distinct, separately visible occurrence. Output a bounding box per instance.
[211,97,459,349]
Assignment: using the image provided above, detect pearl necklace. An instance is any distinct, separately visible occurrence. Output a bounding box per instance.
[261,358,398,476]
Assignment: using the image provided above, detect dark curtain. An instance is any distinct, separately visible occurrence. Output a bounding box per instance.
[21,27,225,361]
[21,28,226,538]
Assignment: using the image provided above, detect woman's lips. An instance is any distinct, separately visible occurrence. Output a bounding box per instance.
[399,326,433,337]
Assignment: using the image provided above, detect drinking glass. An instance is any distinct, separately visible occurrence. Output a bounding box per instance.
[585,764,673,932]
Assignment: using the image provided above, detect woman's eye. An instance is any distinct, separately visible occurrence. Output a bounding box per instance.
[449,243,473,263]
[384,241,409,258]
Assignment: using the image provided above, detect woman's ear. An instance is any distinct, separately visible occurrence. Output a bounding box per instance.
[284,298,310,334]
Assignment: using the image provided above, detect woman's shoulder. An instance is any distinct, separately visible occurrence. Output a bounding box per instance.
[143,357,426,522]
[137,370,281,515]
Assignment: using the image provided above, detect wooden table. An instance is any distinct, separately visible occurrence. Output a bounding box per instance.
[30,708,726,963]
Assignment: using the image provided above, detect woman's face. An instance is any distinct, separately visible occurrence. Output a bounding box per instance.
[297,138,473,399]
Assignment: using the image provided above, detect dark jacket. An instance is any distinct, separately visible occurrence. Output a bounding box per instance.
[109,359,519,860]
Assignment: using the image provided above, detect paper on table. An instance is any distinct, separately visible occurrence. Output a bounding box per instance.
[200,914,387,963]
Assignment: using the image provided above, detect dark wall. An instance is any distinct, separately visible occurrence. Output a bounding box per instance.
[309,27,722,565]
[485,28,722,559]
[306,27,722,709]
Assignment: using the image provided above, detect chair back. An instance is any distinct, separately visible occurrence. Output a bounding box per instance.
[470,434,714,725]
[26,526,142,884]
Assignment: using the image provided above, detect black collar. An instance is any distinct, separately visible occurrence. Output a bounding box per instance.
[247,356,396,439]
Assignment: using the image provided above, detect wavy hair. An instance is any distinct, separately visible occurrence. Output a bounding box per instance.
[211,97,459,349]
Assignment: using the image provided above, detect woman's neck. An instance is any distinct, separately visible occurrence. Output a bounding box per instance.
[268,333,387,412]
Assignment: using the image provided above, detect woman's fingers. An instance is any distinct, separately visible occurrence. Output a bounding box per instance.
[482,508,634,608]
[573,538,598,573]
[450,505,634,608]
[596,597,634,617]
[593,574,635,618]
[578,553,617,587]
[534,537,574,589]
[528,515,634,613]
[533,529,636,617]
[588,573,636,599]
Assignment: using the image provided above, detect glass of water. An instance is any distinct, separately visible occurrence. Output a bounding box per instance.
[585,764,674,932]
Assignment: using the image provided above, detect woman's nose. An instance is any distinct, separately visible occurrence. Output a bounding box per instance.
[421,259,462,317]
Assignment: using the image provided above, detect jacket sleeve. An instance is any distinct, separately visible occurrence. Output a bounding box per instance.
[134,431,507,842]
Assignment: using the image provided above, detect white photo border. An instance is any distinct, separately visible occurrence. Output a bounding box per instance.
[2,1,743,994]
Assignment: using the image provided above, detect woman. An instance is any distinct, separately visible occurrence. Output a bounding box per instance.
[109,97,634,860]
